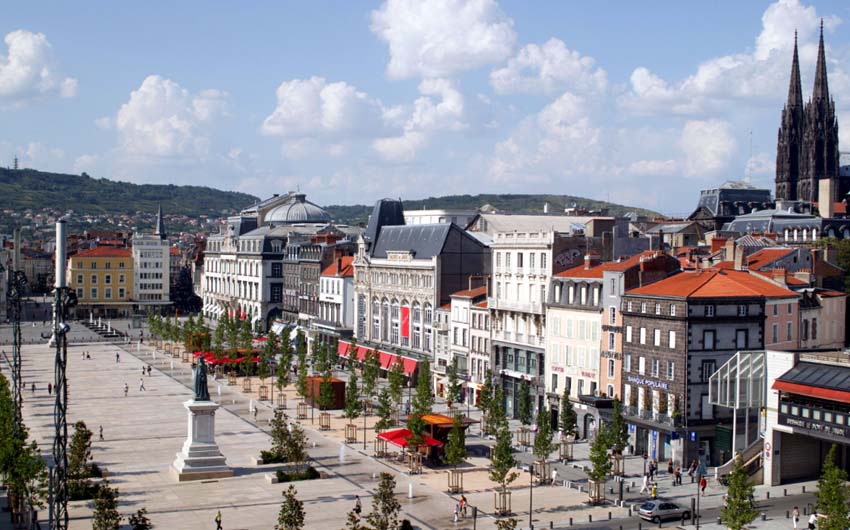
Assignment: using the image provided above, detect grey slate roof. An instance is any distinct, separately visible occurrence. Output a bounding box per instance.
[370,223,452,259]
[777,361,850,393]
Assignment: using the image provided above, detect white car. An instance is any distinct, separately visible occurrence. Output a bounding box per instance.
[638,500,690,523]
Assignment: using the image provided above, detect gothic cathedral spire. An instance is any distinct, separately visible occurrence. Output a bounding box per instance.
[775,30,804,201]
[155,204,167,240]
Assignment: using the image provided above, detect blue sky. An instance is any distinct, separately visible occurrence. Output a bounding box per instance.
[2,1,849,215]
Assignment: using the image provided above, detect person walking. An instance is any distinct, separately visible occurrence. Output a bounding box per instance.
[453,503,459,523]
[47,383,52,395]
[215,510,222,530]
[674,466,682,486]
[699,475,707,496]
[354,496,361,515]
[123,382,128,397]
[667,459,674,474]
[99,425,104,441]
[808,510,817,530]
[141,366,146,377]
[640,473,649,494]
[253,406,258,421]
[147,365,152,376]
[460,495,467,517]
[792,506,799,529]
[115,352,120,363]
[31,382,36,393]
[139,378,146,392]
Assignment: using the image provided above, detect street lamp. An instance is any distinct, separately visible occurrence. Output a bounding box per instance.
[695,471,702,530]
[528,464,534,530]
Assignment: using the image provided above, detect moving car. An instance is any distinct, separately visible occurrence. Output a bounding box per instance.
[638,500,690,523]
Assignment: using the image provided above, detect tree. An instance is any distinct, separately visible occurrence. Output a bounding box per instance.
[559,387,577,439]
[258,356,271,388]
[212,324,225,361]
[344,361,361,422]
[446,357,462,406]
[365,473,401,530]
[362,349,380,398]
[489,417,518,493]
[478,369,493,416]
[406,358,434,447]
[276,484,305,530]
[517,379,532,425]
[287,421,308,474]
[239,318,253,355]
[816,444,850,530]
[128,508,153,530]
[587,423,612,482]
[295,332,308,401]
[344,510,368,530]
[387,356,405,408]
[533,404,555,463]
[374,389,394,432]
[607,399,628,454]
[69,421,94,486]
[721,453,759,530]
[269,409,291,460]
[495,519,518,530]
[92,480,121,530]
[318,367,335,411]
[442,414,466,472]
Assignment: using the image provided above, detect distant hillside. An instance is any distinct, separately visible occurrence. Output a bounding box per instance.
[0,168,258,217]
[324,194,662,226]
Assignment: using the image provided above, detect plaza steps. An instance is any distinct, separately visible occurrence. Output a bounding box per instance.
[713,438,763,485]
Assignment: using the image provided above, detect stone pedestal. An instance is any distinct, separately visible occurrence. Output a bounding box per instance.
[172,399,233,481]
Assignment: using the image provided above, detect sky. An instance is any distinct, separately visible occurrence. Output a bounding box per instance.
[2,0,850,216]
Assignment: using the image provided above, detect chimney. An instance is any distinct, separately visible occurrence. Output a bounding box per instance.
[584,254,599,270]
[734,244,745,271]
[818,179,835,218]
[711,237,727,254]
[337,257,342,275]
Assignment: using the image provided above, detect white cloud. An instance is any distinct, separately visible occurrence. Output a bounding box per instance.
[679,119,736,177]
[114,75,227,157]
[745,152,774,176]
[95,116,113,130]
[0,30,77,106]
[370,0,516,80]
[262,76,383,138]
[373,78,465,161]
[619,0,842,115]
[73,154,99,173]
[490,38,607,95]
[628,159,679,177]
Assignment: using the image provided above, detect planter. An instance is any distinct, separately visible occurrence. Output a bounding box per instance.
[533,460,551,485]
[258,385,269,401]
[493,489,511,516]
[319,412,331,431]
[296,402,308,420]
[374,436,387,458]
[587,478,606,505]
[345,424,358,444]
[227,373,237,386]
[407,452,422,475]
[242,378,252,393]
[447,469,463,494]
[276,392,287,409]
[559,440,573,462]
[517,427,532,447]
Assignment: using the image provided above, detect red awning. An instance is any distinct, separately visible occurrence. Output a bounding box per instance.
[377,428,443,448]
[380,351,395,369]
[401,357,417,377]
[772,380,850,404]
[337,341,351,358]
[337,342,416,375]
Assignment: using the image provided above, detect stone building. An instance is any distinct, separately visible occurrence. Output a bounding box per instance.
[67,246,134,318]
[132,206,171,313]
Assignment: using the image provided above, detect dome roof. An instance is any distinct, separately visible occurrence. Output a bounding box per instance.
[265,194,331,224]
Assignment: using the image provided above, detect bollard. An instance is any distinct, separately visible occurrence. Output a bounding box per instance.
[550,522,554,529]
[608,511,611,520]
[717,517,721,524]
[638,522,642,530]
[762,513,767,521]
[408,483,413,499]
[658,519,662,528]
[766,491,770,499]
[589,514,592,523]
[802,485,806,493]
[569,517,573,526]
[626,486,630,493]
[631,480,636,487]
[610,487,614,494]
[804,507,808,515]
[786,511,790,519]
[784,488,787,496]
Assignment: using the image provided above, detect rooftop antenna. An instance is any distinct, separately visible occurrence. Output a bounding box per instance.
[13,156,18,170]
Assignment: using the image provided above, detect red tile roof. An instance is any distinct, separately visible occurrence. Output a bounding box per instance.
[815,288,847,298]
[555,251,667,279]
[474,301,488,308]
[439,302,451,310]
[74,247,132,258]
[169,247,181,255]
[451,286,487,298]
[627,269,798,299]
[320,256,355,277]
[834,202,847,215]
[746,248,795,270]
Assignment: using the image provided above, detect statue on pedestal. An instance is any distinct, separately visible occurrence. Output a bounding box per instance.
[194,357,210,401]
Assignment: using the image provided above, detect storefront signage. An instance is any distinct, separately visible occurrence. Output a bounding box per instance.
[550,365,565,373]
[581,371,596,378]
[780,413,850,440]
[626,375,669,391]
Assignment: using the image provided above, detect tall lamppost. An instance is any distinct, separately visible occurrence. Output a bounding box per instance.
[528,464,534,529]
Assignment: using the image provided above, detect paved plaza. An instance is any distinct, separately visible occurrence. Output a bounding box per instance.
[0,320,819,530]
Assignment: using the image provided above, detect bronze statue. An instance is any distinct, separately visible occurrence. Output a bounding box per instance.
[193,356,210,401]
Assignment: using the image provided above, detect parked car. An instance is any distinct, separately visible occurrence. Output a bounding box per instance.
[638,500,690,523]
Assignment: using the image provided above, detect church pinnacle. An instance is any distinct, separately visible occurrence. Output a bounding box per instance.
[812,19,829,102]
[787,30,802,109]
[155,204,167,240]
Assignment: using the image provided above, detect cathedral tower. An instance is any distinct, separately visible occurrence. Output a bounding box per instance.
[775,31,804,201]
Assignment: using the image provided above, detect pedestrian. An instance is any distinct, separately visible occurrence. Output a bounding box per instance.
[86,352,91,359]
[31,382,36,393]
[453,503,459,523]
[699,475,707,496]
[354,495,361,515]
[640,473,649,494]
[139,378,146,392]
[99,425,104,441]
[667,458,674,474]
[47,383,52,395]
[551,468,559,486]
[253,406,258,421]
[142,366,146,376]
[460,495,467,517]
[808,510,817,530]
[81,351,86,360]
[147,365,152,376]
[688,459,698,477]
[123,383,128,397]
[115,352,120,363]
[674,466,682,486]
[792,506,799,529]
[649,460,656,480]
[215,510,222,530]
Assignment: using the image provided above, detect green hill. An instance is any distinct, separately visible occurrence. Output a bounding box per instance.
[324,194,661,226]
[0,168,258,217]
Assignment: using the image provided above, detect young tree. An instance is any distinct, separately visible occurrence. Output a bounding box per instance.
[239,318,254,354]
[442,414,466,472]
[344,510,368,530]
[265,329,278,358]
[258,356,271,388]
[212,324,225,361]
[68,421,94,485]
[91,480,121,530]
[489,418,518,494]
[587,423,612,503]
[387,356,405,408]
[495,519,519,530]
[446,357,462,406]
[478,369,493,416]
[607,399,628,454]
[517,379,532,426]
[318,367,335,411]
[287,421,308,474]
[374,389,394,432]
[269,409,291,461]
[295,333,308,401]
[366,473,401,530]
[721,453,758,530]
[276,484,305,530]
[533,404,555,463]
[817,444,850,530]
[559,387,577,439]
[362,349,380,398]
[344,361,361,423]
[406,358,434,447]
[128,508,153,530]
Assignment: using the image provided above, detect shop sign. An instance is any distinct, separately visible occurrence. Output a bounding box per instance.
[550,365,565,373]
[780,414,850,440]
[626,375,669,391]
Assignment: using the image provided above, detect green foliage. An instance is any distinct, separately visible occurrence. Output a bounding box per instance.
[277,330,292,392]
[69,420,94,495]
[128,507,153,530]
[344,361,361,422]
[559,387,577,439]
[366,473,401,530]
[442,414,466,469]
[212,323,225,360]
[269,409,291,461]
[721,453,759,530]
[607,399,628,454]
[374,389,394,432]
[318,372,335,411]
[517,379,532,425]
[478,369,493,416]
[92,480,121,530]
[414,358,434,413]
[387,356,405,407]
[276,484,305,530]
[295,332,308,399]
[287,421,308,474]
[362,349,381,398]
[446,357,462,405]
[587,423,612,482]
[533,405,555,461]
[495,518,518,530]
[275,466,319,483]
[817,444,850,530]
[489,416,518,490]
[344,510,368,530]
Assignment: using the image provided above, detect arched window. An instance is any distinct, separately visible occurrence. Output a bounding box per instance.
[412,302,422,349]
[373,298,381,339]
[391,300,400,344]
[381,300,390,342]
[424,303,432,325]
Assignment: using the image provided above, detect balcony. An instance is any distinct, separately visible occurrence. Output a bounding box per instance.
[493,330,544,348]
[487,297,543,314]
[432,320,449,331]
[624,406,677,428]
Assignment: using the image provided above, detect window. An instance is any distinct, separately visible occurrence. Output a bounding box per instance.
[788,303,792,314]
[669,330,676,349]
[625,325,633,343]
[703,330,716,350]
[638,356,646,375]
[700,360,716,382]
[627,301,633,312]
[105,274,112,285]
[118,288,125,298]
[736,329,747,349]
[802,320,809,341]
[670,304,676,316]
[104,287,112,299]
[529,253,535,269]
[105,261,111,269]
[667,361,675,381]
[76,288,84,299]
[551,373,558,392]
[640,302,646,313]
[608,332,615,350]
[608,359,615,378]
[655,303,661,315]
[506,253,511,268]
[651,358,660,377]
[607,384,615,398]
[90,274,98,284]
[812,318,818,340]
[639,327,646,345]
[90,288,98,299]
[773,304,778,316]
[272,263,282,277]
[653,329,661,346]
[517,252,524,269]
[772,323,778,343]
[609,306,617,325]
[737,304,748,317]
[119,274,125,284]
[496,252,501,268]
[541,253,546,270]
[119,262,125,269]
[705,305,715,317]
[787,321,792,341]
[91,262,97,269]
[624,354,631,372]
[76,273,83,284]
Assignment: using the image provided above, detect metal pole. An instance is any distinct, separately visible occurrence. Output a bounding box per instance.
[529,465,533,529]
[695,472,701,530]
[50,219,69,530]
